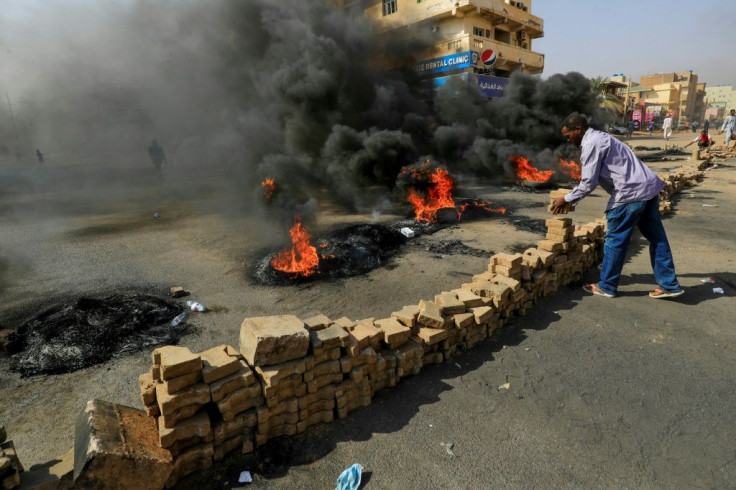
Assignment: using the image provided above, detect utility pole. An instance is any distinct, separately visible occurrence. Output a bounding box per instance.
[623,76,631,126]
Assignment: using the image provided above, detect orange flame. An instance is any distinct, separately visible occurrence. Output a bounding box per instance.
[270,218,319,277]
[261,178,276,200]
[513,156,554,182]
[405,167,458,222]
[556,157,581,180]
[459,200,507,216]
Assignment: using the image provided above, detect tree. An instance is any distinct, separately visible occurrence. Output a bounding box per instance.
[589,76,624,118]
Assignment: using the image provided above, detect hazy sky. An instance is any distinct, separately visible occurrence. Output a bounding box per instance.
[533,0,736,87]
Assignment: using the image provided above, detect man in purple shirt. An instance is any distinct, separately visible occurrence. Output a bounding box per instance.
[550,112,684,299]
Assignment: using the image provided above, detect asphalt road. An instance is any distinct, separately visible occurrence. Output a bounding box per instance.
[1,130,734,489]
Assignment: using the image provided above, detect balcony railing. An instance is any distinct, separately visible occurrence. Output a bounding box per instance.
[433,34,544,71]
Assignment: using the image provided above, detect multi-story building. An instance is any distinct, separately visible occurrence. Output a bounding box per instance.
[614,72,706,125]
[359,0,545,97]
[704,85,736,122]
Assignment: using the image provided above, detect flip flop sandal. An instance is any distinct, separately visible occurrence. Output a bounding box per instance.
[649,288,685,299]
[582,283,615,298]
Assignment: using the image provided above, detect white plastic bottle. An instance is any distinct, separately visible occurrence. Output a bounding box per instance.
[170,311,188,327]
[186,300,207,312]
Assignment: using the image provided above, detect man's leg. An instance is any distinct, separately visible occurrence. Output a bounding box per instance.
[637,196,681,292]
[598,201,645,295]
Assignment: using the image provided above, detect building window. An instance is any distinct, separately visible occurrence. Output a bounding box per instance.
[473,27,484,37]
[473,40,483,49]
[383,0,397,15]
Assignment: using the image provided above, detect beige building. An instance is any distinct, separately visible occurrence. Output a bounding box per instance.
[357,0,544,96]
[613,72,706,124]
[704,85,736,121]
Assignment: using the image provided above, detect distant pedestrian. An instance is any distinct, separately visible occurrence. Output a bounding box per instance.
[36,149,44,165]
[626,120,635,138]
[647,120,655,135]
[718,109,736,149]
[148,139,168,180]
[703,120,710,133]
[691,121,699,133]
[662,115,673,140]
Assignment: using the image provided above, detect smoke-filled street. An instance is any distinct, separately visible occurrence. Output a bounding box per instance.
[1,1,736,488]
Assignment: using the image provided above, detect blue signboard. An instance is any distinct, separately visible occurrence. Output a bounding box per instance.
[474,74,510,98]
[415,51,474,76]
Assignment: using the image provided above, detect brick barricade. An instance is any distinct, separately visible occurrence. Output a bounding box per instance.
[138,162,708,488]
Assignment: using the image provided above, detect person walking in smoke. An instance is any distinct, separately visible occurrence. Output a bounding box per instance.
[148,139,167,179]
[36,149,44,165]
[550,112,684,299]
[718,109,736,149]
[661,114,673,140]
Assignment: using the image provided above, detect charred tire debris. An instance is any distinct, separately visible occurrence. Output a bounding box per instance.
[6,294,189,377]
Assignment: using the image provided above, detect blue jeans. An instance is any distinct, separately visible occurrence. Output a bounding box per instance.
[598,196,681,295]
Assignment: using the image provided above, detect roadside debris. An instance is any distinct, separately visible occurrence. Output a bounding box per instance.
[400,227,415,238]
[336,463,363,490]
[713,288,725,294]
[700,278,715,284]
[186,300,207,312]
[498,382,511,391]
[170,312,188,327]
[238,471,252,484]
[153,212,160,219]
[170,286,188,298]
[441,442,456,457]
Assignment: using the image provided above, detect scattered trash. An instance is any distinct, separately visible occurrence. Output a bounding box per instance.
[440,442,456,457]
[700,278,716,284]
[336,463,363,490]
[171,312,188,327]
[713,287,725,294]
[498,382,511,391]
[238,471,252,484]
[186,300,206,312]
[153,212,160,219]
[517,394,524,400]
[170,286,188,298]
[400,227,415,238]
[702,204,718,207]
[524,348,531,351]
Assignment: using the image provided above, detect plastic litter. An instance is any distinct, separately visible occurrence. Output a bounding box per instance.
[186,300,206,312]
[335,463,363,490]
[498,382,511,390]
[700,278,716,284]
[702,204,718,207]
[171,312,188,327]
[153,212,160,219]
[713,287,725,294]
[400,227,415,238]
[238,471,252,484]
[441,442,456,457]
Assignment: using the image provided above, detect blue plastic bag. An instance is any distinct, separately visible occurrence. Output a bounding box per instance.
[336,463,363,490]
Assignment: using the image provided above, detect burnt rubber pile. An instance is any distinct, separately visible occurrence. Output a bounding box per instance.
[6,294,188,377]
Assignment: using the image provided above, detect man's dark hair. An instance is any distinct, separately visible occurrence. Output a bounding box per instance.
[562,112,589,130]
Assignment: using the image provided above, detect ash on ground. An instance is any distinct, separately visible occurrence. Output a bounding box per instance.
[424,239,491,258]
[504,216,547,234]
[6,294,188,377]
[639,148,689,162]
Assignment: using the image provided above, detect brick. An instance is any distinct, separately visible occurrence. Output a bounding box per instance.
[451,288,485,308]
[297,385,335,410]
[158,411,211,449]
[213,411,257,445]
[492,275,521,292]
[374,317,411,348]
[73,400,173,489]
[158,370,202,397]
[453,312,475,329]
[156,382,210,417]
[413,327,448,345]
[265,383,307,407]
[296,410,334,433]
[303,359,341,383]
[262,373,302,398]
[210,361,257,403]
[170,286,187,298]
[305,347,342,370]
[164,443,213,488]
[298,398,335,420]
[471,306,494,324]
[434,292,466,315]
[333,316,355,329]
[217,384,264,419]
[154,346,202,381]
[545,217,572,229]
[303,313,332,331]
[239,315,310,367]
[537,240,564,253]
[489,253,523,268]
[159,404,203,430]
[390,305,419,327]
[417,300,451,329]
[344,324,375,356]
[355,319,385,349]
[200,345,242,384]
[310,325,349,353]
[307,372,344,393]
[255,358,307,388]
[214,435,243,462]
[139,372,157,406]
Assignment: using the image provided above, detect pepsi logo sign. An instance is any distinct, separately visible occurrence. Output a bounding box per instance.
[480,49,497,66]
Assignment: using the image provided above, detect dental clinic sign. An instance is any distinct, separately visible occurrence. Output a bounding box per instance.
[415,51,475,76]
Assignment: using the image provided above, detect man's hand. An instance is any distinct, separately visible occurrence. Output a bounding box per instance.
[550,196,568,215]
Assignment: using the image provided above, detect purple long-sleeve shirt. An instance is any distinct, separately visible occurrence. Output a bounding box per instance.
[564,128,664,210]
